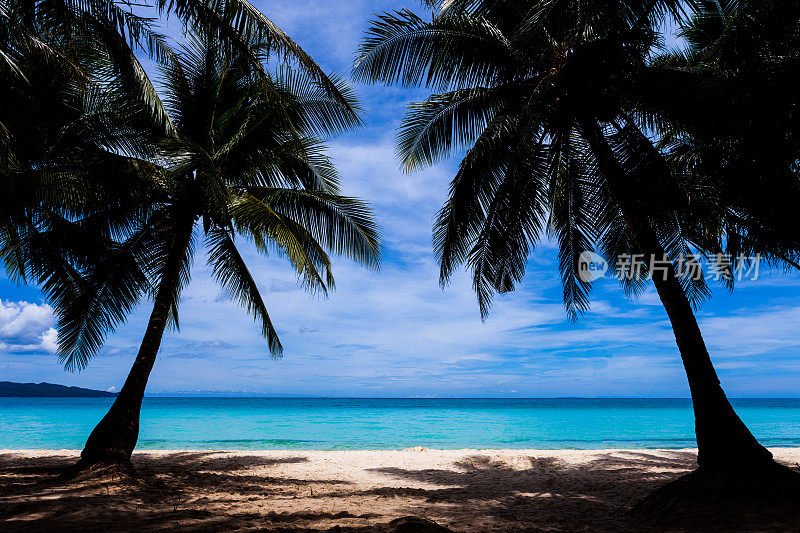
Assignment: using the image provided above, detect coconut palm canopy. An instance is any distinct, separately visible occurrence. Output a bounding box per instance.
[354,0,710,318]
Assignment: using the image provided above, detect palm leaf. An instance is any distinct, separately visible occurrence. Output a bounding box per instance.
[206,226,282,356]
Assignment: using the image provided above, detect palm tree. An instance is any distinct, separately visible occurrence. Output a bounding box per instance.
[2,0,378,468]
[353,0,787,484]
[67,32,380,467]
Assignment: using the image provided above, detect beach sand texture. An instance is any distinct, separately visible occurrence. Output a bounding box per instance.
[2,448,799,531]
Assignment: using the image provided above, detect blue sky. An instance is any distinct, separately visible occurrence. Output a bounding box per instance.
[2,1,800,397]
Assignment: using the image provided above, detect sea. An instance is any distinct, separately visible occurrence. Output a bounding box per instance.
[1,397,799,450]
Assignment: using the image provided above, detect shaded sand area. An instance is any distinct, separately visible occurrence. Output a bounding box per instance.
[2,448,800,531]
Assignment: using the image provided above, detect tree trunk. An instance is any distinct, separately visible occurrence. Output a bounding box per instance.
[580,119,774,473]
[78,216,195,467]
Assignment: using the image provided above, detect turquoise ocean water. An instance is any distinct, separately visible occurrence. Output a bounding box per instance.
[1,398,799,450]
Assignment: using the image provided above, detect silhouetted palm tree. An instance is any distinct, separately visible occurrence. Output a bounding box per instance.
[70,33,380,467]
[354,0,779,478]
[2,1,379,467]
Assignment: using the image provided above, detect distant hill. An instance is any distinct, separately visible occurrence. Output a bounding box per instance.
[0,381,116,397]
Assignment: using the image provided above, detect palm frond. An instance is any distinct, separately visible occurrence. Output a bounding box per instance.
[156,0,359,117]
[398,85,511,171]
[354,9,516,90]
[546,129,597,320]
[272,65,363,137]
[229,192,334,294]
[242,187,380,270]
[206,226,282,356]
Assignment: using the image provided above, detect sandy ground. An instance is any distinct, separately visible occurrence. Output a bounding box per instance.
[1,448,799,532]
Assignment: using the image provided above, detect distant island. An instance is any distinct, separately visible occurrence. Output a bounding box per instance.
[0,381,116,397]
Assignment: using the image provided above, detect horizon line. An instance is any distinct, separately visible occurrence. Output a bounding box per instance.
[132,395,800,399]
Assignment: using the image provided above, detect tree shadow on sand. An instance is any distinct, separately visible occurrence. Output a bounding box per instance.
[0,452,376,532]
[351,450,799,532]
[313,450,693,532]
[1,450,798,532]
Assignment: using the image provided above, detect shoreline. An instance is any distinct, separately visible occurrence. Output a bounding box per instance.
[4,446,800,453]
[3,448,800,531]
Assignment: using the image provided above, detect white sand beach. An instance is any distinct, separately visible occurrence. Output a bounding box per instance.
[2,448,800,531]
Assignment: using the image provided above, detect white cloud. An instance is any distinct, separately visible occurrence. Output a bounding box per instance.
[700,305,800,356]
[0,300,57,354]
[0,300,53,338]
[39,328,59,354]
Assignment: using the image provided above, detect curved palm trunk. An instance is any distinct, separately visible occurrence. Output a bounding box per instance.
[580,120,774,472]
[79,217,195,466]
